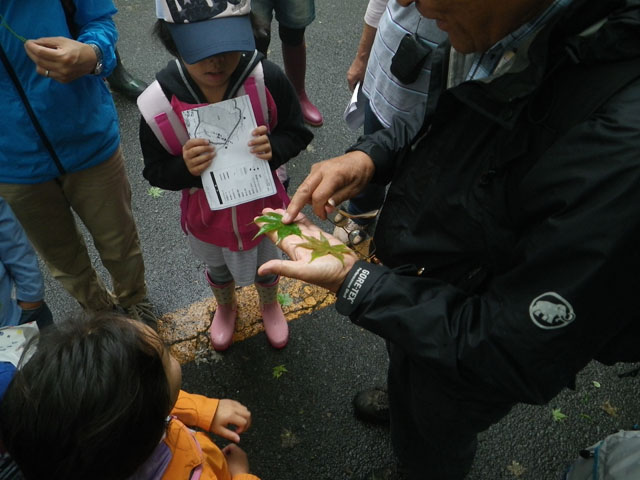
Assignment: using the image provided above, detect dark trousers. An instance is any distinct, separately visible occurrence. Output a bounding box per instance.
[387,343,515,479]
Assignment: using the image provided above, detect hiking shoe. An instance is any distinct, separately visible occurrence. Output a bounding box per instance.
[125,299,159,330]
[353,386,390,424]
[0,454,24,479]
[333,219,371,246]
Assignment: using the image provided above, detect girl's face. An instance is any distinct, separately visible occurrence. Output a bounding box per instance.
[183,51,243,91]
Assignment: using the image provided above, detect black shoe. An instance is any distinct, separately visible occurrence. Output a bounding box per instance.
[107,51,147,101]
[353,386,390,425]
[0,454,24,480]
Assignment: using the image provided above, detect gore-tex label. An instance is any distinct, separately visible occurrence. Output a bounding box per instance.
[342,266,370,304]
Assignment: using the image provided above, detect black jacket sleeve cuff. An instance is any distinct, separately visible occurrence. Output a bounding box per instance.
[336,260,386,316]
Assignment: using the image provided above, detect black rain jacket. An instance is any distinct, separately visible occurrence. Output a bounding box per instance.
[336,0,640,405]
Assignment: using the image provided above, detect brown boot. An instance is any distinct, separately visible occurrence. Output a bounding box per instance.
[282,42,323,127]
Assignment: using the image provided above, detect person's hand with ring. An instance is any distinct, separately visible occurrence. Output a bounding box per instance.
[24,37,100,82]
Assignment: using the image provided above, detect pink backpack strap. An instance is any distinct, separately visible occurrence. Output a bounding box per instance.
[265,87,278,130]
[137,80,189,156]
[238,62,277,132]
[238,61,285,188]
[243,76,265,126]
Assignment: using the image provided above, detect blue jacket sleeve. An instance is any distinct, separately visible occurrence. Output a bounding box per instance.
[73,0,118,76]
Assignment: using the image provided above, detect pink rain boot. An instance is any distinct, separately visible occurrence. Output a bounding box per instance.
[255,278,289,349]
[282,42,323,127]
[207,274,237,351]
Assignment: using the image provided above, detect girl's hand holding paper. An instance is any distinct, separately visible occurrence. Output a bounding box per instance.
[183,138,215,176]
[248,125,272,161]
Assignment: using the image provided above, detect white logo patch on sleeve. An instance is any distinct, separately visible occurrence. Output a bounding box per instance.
[529,292,576,329]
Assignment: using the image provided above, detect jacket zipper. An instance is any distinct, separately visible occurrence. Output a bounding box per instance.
[231,207,244,251]
[0,43,66,175]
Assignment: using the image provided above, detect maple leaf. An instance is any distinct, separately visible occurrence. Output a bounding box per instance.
[277,292,293,306]
[506,461,526,477]
[272,364,288,379]
[601,400,619,417]
[296,233,353,265]
[280,428,300,448]
[253,212,302,244]
[147,186,164,198]
[551,408,568,422]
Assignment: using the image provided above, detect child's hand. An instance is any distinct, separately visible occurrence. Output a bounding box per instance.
[248,125,272,161]
[210,399,252,443]
[222,444,251,476]
[183,138,215,176]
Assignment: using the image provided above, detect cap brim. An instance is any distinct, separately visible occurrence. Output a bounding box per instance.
[167,15,256,64]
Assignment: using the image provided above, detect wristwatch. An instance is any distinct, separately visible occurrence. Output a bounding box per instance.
[88,43,103,75]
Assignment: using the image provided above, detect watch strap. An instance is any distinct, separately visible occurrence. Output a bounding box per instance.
[88,43,103,75]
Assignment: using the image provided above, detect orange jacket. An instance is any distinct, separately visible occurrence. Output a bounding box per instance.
[162,390,259,480]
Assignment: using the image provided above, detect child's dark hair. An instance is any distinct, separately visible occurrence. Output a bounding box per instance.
[153,19,180,58]
[0,313,172,480]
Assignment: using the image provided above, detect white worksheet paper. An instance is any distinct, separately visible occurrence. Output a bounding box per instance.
[182,95,276,210]
[0,322,39,367]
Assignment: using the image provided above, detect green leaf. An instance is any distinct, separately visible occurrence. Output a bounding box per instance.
[148,186,164,198]
[601,400,618,417]
[253,212,302,243]
[296,233,353,265]
[506,461,526,477]
[272,364,288,379]
[277,292,293,306]
[551,408,568,422]
[592,380,601,388]
[579,413,593,421]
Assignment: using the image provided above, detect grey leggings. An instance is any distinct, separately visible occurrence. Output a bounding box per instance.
[207,264,277,286]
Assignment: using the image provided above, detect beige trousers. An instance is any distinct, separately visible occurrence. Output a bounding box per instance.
[0,148,147,311]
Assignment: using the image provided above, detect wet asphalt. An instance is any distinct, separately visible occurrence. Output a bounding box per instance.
[41,0,640,478]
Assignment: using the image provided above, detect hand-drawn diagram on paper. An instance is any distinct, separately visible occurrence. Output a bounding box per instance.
[182,95,276,211]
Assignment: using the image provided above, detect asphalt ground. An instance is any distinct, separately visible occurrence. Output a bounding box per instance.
[40,0,640,479]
